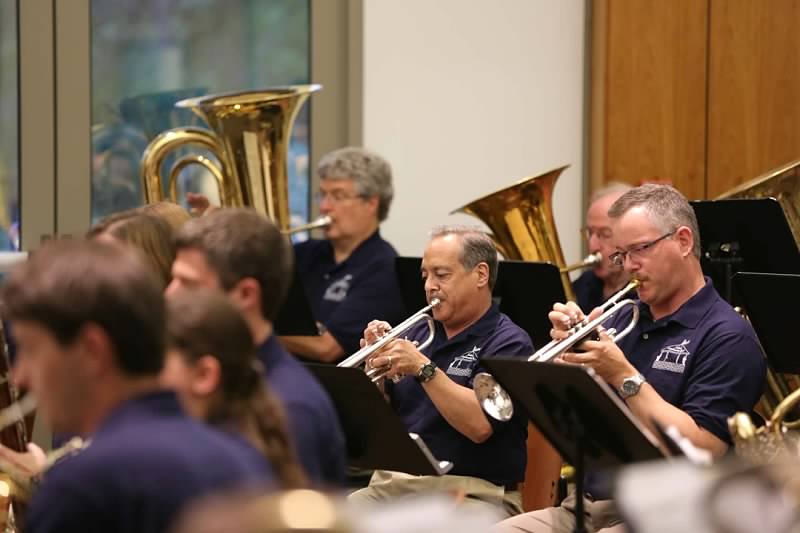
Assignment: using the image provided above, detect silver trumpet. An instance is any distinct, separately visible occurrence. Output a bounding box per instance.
[338,299,441,383]
[474,279,641,422]
[282,215,332,236]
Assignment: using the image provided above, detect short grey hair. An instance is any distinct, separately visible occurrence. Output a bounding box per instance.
[429,225,499,290]
[607,184,701,259]
[317,147,394,221]
[589,181,633,205]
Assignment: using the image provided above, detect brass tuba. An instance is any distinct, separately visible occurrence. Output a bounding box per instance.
[451,166,577,301]
[140,85,321,230]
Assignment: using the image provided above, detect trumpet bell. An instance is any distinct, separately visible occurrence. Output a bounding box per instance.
[473,372,515,422]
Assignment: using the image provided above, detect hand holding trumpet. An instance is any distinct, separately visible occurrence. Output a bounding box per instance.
[360,320,428,382]
[548,300,639,388]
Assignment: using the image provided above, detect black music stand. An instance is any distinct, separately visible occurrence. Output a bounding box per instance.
[395,257,565,348]
[305,364,453,475]
[480,359,666,533]
[733,272,800,374]
[274,270,318,336]
[691,198,800,304]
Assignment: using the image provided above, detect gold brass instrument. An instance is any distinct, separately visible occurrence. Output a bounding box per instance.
[451,165,578,301]
[560,252,602,274]
[717,159,800,419]
[728,387,800,464]
[338,299,440,383]
[282,215,332,236]
[140,85,321,230]
[474,279,641,422]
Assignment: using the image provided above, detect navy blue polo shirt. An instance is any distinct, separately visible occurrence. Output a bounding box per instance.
[586,278,766,499]
[27,390,272,533]
[294,231,405,358]
[258,335,345,486]
[573,270,604,313]
[386,303,533,486]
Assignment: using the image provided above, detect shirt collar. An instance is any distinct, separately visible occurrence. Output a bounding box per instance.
[638,276,717,330]
[257,335,288,371]
[325,230,383,269]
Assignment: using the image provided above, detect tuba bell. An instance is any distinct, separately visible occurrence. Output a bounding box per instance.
[451,166,577,301]
[140,85,321,230]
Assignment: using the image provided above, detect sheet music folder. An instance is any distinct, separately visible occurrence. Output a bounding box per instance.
[273,271,318,336]
[733,272,800,374]
[305,364,452,476]
[395,257,565,348]
[480,359,666,469]
[691,198,800,303]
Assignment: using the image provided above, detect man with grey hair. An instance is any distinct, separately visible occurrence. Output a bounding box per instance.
[280,146,405,363]
[572,182,633,312]
[495,184,766,533]
[349,225,533,518]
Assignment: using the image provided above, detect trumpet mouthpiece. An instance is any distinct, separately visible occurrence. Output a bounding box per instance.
[430,298,441,307]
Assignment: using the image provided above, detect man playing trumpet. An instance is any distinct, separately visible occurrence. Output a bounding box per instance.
[349,225,532,518]
[495,184,767,533]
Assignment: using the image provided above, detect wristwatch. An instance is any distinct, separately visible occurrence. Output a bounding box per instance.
[620,373,646,399]
[416,361,438,383]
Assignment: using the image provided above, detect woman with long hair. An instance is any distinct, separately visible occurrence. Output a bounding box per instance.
[161,288,307,489]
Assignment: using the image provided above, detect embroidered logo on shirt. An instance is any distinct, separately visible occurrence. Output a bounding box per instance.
[447,345,481,377]
[323,274,353,302]
[651,339,691,374]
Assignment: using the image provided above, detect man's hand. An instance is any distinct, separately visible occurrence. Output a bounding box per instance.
[558,327,636,387]
[186,192,216,216]
[369,338,428,381]
[0,442,47,483]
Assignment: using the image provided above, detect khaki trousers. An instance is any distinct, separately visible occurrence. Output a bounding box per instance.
[348,470,524,519]
[492,489,624,533]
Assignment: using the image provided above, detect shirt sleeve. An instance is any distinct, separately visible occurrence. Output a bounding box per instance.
[321,260,406,358]
[681,330,767,445]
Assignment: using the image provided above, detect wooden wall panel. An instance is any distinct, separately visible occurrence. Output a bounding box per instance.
[592,0,708,199]
[707,0,800,197]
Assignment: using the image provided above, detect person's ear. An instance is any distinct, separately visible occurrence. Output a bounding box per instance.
[474,262,490,288]
[191,355,221,397]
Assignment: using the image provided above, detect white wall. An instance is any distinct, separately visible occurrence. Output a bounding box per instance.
[360,0,587,265]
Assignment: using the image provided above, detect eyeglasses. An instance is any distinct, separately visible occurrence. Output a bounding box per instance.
[581,226,613,241]
[608,230,676,267]
[314,190,363,204]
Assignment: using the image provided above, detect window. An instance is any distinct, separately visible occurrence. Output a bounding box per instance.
[0,0,20,250]
[90,0,311,224]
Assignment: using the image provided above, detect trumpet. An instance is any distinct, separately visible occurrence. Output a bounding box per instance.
[560,252,602,273]
[338,299,441,383]
[282,215,332,236]
[474,279,641,422]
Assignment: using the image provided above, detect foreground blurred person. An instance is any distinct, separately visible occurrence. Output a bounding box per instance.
[495,184,766,533]
[349,226,532,518]
[168,208,345,485]
[3,240,272,533]
[162,288,307,488]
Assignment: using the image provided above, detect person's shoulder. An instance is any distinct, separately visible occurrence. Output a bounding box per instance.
[293,238,330,263]
[492,312,534,347]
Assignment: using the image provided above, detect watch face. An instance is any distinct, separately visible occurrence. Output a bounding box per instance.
[622,381,638,395]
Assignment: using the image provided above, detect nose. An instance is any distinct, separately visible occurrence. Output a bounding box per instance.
[622,253,640,273]
[319,194,334,214]
[164,279,180,297]
[424,276,438,294]
[588,232,601,252]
